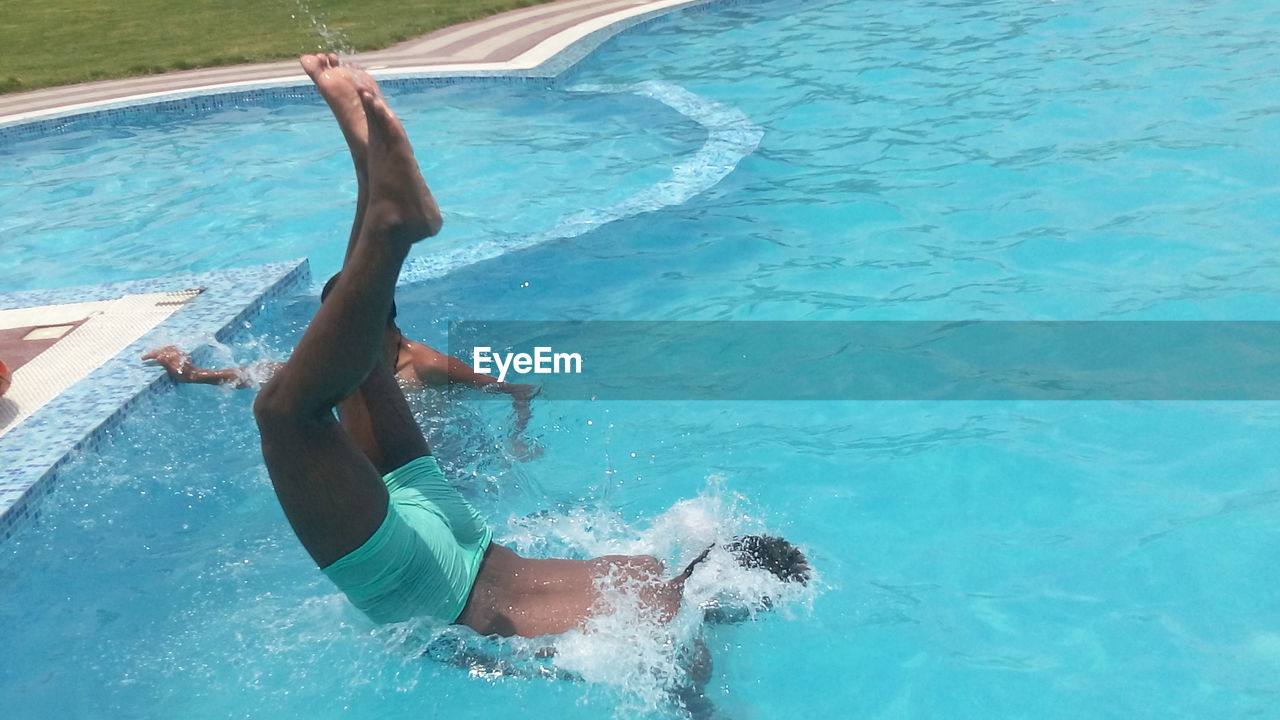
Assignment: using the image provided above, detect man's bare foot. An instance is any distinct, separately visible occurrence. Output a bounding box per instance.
[300,53,369,173]
[356,77,444,243]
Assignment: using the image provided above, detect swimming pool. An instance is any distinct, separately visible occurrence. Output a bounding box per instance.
[4,0,1280,717]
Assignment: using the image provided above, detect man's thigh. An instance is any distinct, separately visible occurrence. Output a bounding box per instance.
[258,413,391,568]
[338,362,430,475]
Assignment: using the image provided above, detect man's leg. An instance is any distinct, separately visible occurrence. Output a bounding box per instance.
[299,54,435,476]
[253,69,442,568]
[338,363,430,476]
[301,53,371,264]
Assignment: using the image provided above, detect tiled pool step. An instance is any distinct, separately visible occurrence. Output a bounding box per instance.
[0,290,201,438]
[0,260,310,543]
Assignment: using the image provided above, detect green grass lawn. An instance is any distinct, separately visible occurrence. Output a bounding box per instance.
[0,0,559,94]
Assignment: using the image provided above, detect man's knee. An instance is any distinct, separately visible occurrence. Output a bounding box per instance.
[253,380,322,432]
[253,385,287,437]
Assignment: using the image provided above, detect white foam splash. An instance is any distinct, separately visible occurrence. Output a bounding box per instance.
[398,82,763,285]
[497,476,816,717]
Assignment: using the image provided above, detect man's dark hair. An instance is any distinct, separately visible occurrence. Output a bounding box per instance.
[677,534,811,586]
[725,534,810,585]
[678,534,811,624]
[320,272,397,328]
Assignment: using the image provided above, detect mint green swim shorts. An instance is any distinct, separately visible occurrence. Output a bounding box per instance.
[322,455,492,624]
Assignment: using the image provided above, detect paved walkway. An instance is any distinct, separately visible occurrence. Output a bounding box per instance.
[0,0,696,123]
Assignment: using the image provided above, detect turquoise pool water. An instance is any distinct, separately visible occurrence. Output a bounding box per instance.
[5,0,1280,717]
[0,86,704,292]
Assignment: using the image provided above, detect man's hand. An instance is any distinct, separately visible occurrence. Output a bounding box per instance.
[509,434,544,462]
[508,383,542,461]
[142,345,195,382]
[143,347,277,388]
[507,383,541,406]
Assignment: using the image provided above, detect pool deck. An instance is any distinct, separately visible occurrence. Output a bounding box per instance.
[0,0,703,124]
[0,290,202,438]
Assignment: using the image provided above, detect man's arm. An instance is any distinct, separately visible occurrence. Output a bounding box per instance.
[440,352,540,452]
[408,342,541,457]
[409,342,538,399]
[142,346,282,388]
[674,634,717,720]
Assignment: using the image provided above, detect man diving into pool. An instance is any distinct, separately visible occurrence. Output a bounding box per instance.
[253,54,808,712]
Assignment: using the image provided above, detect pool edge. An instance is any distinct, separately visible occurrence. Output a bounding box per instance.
[0,0,745,141]
[0,260,311,543]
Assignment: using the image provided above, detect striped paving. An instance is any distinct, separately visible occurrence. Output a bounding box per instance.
[0,0,700,122]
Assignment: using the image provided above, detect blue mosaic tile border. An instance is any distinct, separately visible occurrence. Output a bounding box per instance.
[0,0,747,145]
[0,259,310,542]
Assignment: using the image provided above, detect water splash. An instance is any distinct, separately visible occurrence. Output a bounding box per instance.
[486,476,816,717]
[289,0,353,54]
